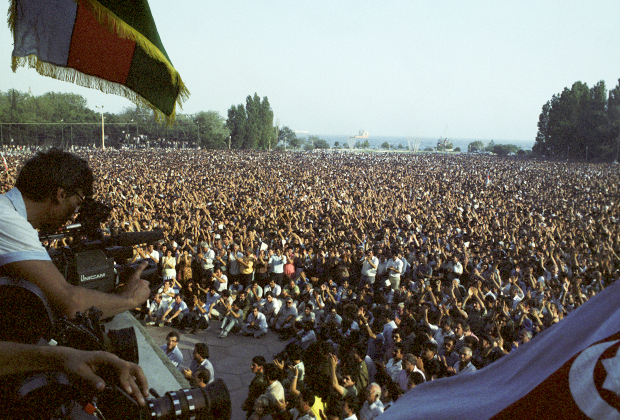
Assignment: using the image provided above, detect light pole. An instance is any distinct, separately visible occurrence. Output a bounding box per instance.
[195,122,200,148]
[131,119,140,147]
[95,105,105,149]
[60,119,64,148]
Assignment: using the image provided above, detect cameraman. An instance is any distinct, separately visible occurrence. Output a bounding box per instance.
[0,148,150,319]
[0,148,151,407]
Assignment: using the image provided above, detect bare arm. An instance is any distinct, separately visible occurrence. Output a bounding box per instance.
[1,260,150,319]
[328,354,346,396]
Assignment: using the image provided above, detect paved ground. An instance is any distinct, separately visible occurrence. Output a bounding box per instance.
[144,319,287,420]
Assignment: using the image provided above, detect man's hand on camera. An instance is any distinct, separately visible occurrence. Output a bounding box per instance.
[57,346,149,406]
[119,260,150,308]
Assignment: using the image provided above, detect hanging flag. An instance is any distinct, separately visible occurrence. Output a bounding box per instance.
[486,170,491,186]
[8,0,189,125]
[380,282,620,420]
[1,153,8,172]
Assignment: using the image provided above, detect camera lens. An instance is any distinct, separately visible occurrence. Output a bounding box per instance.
[97,379,230,420]
[147,379,231,420]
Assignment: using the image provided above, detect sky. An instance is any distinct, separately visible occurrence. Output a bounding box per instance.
[2,0,620,142]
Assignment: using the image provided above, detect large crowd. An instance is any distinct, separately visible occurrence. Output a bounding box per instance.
[1,146,619,419]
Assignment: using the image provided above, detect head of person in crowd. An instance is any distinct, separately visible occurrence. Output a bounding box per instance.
[165,331,180,352]
[193,367,211,388]
[252,395,270,418]
[264,363,280,384]
[365,383,382,405]
[407,371,425,389]
[193,343,209,361]
[251,355,266,375]
[444,336,456,355]
[459,346,473,366]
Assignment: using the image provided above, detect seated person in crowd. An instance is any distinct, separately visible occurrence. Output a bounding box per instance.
[243,305,269,338]
[161,294,189,329]
[219,300,243,339]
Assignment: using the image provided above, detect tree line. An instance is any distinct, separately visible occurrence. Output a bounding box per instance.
[0,89,295,150]
[533,79,620,162]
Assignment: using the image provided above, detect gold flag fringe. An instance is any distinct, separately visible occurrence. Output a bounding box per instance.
[7,0,190,127]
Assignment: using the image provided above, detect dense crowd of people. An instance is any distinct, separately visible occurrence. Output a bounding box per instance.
[1,146,619,419]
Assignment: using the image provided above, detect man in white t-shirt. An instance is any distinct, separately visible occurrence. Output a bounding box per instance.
[268,248,286,285]
[386,252,404,291]
[212,267,228,292]
[361,249,379,285]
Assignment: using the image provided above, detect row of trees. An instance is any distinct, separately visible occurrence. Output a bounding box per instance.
[0,89,236,149]
[0,89,341,151]
[533,79,620,161]
[468,140,523,156]
[0,89,284,150]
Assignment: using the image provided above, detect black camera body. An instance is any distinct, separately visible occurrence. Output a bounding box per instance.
[42,197,162,293]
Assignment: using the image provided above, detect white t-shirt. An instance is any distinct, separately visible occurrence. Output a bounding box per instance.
[0,188,51,267]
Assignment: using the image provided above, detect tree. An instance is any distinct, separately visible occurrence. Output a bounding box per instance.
[244,93,261,149]
[381,141,390,149]
[308,135,329,149]
[278,126,296,145]
[334,141,340,148]
[226,104,247,149]
[608,80,620,161]
[195,111,229,149]
[289,136,301,149]
[258,96,275,149]
[0,88,278,150]
[0,89,103,148]
[226,93,275,149]
[485,140,495,153]
[468,141,484,153]
[278,126,299,149]
[534,80,620,161]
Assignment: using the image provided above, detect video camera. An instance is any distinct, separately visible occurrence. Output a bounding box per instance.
[0,278,231,420]
[41,197,163,293]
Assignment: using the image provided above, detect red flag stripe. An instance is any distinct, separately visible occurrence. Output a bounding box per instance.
[66,1,135,84]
